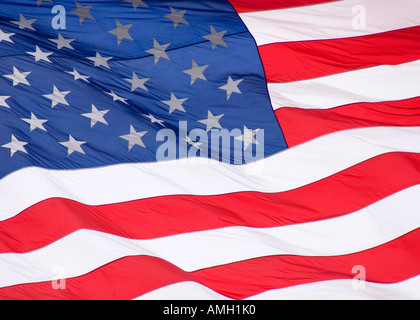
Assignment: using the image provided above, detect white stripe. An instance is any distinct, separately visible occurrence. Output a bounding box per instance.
[1,126,420,221]
[134,276,420,300]
[135,282,229,300]
[248,277,420,300]
[268,59,420,110]
[1,184,420,288]
[240,0,420,46]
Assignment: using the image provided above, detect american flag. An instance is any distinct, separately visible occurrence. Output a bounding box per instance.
[0,0,420,300]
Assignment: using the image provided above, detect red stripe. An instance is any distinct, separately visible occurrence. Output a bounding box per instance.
[2,227,420,300]
[229,0,337,13]
[1,152,420,254]
[259,26,420,83]
[276,96,420,147]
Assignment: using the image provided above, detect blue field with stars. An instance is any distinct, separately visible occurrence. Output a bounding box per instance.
[0,0,288,179]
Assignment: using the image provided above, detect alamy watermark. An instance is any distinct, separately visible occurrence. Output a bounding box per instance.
[352,265,367,290]
[352,5,367,30]
[51,265,66,290]
[155,121,265,166]
[51,5,67,30]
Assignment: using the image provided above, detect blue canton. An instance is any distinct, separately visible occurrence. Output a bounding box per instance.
[0,0,288,179]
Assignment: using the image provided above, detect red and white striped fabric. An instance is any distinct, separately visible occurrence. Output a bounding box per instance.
[1,0,420,300]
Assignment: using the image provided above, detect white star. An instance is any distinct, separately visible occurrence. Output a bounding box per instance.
[43,85,71,108]
[66,68,90,82]
[235,126,260,150]
[70,2,95,25]
[82,104,109,128]
[125,72,149,92]
[108,19,133,46]
[165,7,189,29]
[11,14,37,31]
[60,135,86,156]
[104,91,128,104]
[37,0,52,6]
[203,25,228,50]
[2,134,28,157]
[145,39,171,65]
[120,125,147,151]
[0,96,11,109]
[87,52,113,69]
[49,33,75,50]
[143,113,165,126]
[183,59,208,85]
[124,0,148,10]
[22,112,48,132]
[183,136,203,150]
[4,66,31,87]
[161,92,188,114]
[27,45,53,63]
[198,110,224,132]
[219,76,244,101]
[0,29,15,43]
